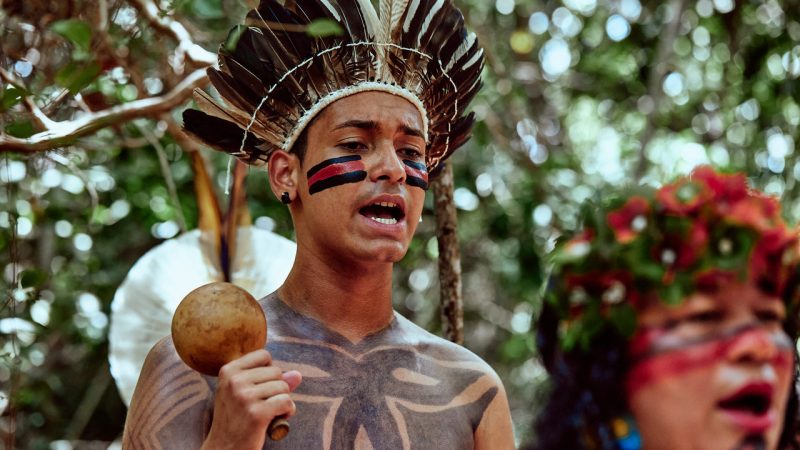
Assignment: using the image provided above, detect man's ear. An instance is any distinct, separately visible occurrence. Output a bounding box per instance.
[267,150,300,203]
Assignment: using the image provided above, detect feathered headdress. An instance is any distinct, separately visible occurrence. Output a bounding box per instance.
[182,0,484,171]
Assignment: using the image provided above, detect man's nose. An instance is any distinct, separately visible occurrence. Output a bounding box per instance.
[369,142,405,184]
[726,326,780,364]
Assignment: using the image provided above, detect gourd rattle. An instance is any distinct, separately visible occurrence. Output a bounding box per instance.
[171,281,290,441]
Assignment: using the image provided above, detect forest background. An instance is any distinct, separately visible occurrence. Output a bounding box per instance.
[1,0,799,448]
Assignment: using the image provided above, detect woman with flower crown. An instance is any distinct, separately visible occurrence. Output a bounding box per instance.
[528,166,800,450]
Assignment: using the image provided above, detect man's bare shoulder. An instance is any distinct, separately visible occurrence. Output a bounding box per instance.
[390,312,499,372]
[123,336,213,449]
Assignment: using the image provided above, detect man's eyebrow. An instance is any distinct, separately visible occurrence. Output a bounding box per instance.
[400,125,425,140]
[332,120,377,131]
[331,120,424,140]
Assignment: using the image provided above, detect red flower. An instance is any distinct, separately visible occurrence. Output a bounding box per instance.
[694,268,740,292]
[656,221,709,269]
[726,193,782,232]
[656,179,712,216]
[749,226,799,295]
[691,166,749,215]
[608,196,650,243]
[565,271,640,308]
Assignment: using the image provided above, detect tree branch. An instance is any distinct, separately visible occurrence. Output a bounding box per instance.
[0,68,208,153]
[128,0,216,66]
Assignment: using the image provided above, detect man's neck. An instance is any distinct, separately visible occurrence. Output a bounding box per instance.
[277,251,395,344]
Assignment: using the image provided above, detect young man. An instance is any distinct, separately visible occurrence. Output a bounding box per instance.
[122,1,514,448]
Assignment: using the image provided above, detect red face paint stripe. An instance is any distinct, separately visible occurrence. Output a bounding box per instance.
[307,160,367,187]
[626,329,794,396]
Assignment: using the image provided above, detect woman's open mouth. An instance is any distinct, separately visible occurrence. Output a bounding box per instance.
[717,382,776,434]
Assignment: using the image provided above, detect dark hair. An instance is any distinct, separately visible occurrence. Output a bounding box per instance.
[525,299,800,450]
[291,125,310,162]
[289,111,324,163]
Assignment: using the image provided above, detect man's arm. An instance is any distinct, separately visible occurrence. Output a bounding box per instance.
[122,337,301,450]
[474,373,516,450]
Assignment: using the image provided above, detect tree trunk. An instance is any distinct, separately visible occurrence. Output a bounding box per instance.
[432,162,464,345]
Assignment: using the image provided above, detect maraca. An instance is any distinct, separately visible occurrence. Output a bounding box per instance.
[171,281,290,440]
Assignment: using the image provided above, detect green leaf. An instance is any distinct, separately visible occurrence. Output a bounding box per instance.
[191,0,224,19]
[20,269,48,289]
[6,120,35,138]
[51,19,92,53]
[610,305,637,337]
[55,61,101,94]
[500,334,530,361]
[1,85,28,110]
[660,281,684,305]
[307,18,344,38]
[224,25,247,53]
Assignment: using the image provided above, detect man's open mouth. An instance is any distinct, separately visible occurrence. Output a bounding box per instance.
[359,201,405,225]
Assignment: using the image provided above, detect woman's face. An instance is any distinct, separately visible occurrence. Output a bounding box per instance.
[627,282,795,450]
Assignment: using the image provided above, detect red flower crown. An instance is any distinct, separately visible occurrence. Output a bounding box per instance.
[546,166,800,351]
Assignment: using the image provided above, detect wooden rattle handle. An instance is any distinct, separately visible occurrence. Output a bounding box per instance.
[268,415,290,441]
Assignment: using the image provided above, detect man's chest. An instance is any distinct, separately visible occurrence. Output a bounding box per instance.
[262,337,497,449]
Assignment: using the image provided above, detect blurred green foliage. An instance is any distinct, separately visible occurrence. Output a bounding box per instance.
[1,0,799,447]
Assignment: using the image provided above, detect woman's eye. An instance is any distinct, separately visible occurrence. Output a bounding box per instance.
[683,310,724,324]
[755,310,783,324]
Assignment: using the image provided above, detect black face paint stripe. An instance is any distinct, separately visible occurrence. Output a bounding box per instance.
[403,159,429,190]
[306,155,363,178]
[308,171,367,195]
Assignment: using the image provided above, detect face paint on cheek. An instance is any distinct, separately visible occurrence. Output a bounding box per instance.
[625,324,794,396]
[306,155,368,195]
[402,160,429,190]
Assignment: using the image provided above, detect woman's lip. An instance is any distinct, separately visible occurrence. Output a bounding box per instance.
[719,409,776,434]
[718,382,774,404]
[717,381,776,434]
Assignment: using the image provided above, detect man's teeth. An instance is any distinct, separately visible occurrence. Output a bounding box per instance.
[376,202,398,208]
[370,217,398,225]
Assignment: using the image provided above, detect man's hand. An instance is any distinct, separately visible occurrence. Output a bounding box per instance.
[202,349,302,450]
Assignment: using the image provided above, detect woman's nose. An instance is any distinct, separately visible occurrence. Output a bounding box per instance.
[725,326,780,364]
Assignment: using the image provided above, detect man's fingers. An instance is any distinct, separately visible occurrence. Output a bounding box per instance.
[282,370,302,391]
[249,379,291,400]
[261,393,297,418]
[218,349,272,378]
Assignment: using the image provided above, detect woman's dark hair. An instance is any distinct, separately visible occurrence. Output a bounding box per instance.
[525,298,800,450]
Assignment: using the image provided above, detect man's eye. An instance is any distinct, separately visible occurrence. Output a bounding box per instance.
[339,142,366,151]
[399,148,423,159]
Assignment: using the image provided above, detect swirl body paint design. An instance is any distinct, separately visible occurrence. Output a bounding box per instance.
[307,155,368,195]
[402,160,429,190]
[625,323,794,396]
